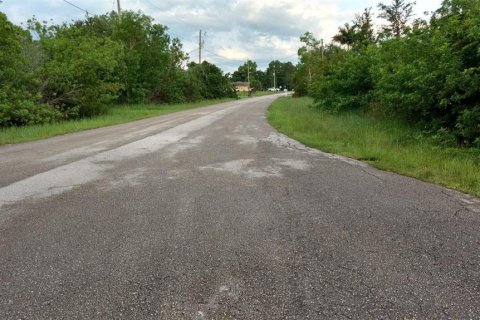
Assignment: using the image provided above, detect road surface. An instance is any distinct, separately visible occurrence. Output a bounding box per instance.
[1,95,479,319]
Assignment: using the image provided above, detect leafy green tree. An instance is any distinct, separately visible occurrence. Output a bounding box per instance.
[0,8,235,128]
[150,37,190,103]
[0,12,30,101]
[0,12,59,126]
[71,11,184,104]
[353,8,376,48]
[255,70,269,90]
[298,32,322,82]
[333,9,375,50]
[333,23,356,49]
[188,61,236,99]
[431,0,480,144]
[311,51,373,111]
[294,32,325,95]
[231,60,257,83]
[30,19,124,118]
[371,29,459,125]
[300,0,480,145]
[266,60,296,90]
[373,0,480,144]
[103,11,173,103]
[378,0,416,38]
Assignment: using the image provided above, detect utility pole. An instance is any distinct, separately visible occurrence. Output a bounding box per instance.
[198,30,204,64]
[273,69,276,90]
[247,63,250,84]
[117,0,121,15]
[321,38,324,59]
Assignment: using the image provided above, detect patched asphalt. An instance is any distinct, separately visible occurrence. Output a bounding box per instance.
[1,95,479,319]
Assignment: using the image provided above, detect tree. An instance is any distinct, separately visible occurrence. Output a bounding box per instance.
[37,25,124,118]
[109,11,173,103]
[294,32,345,96]
[333,23,356,49]
[431,0,480,144]
[266,60,296,90]
[353,8,376,48]
[0,12,59,126]
[311,50,373,111]
[0,8,236,128]
[187,61,236,99]
[0,12,37,102]
[333,9,375,50]
[294,32,324,95]
[255,70,268,90]
[378,0,416,38]
[299,0,480,145]
[231,60,257,83]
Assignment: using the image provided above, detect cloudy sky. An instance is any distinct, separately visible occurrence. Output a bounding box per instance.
[1,0,442,72]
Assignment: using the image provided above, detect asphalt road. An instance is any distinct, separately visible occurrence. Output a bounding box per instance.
[1,95,479,319]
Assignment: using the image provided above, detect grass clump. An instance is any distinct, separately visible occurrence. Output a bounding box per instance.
[268,97,480,197]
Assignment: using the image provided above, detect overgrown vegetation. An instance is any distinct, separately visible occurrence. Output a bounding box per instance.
[0,9,236,129]
[294,0,480,147]
[0,98,233,145]
[269,97,480,196]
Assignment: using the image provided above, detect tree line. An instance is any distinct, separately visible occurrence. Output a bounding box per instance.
[230,60,296,91]
[294,0,480,146]
[0,10,235,127]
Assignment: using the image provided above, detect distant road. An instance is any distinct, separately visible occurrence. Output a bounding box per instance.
[1,95,479,319]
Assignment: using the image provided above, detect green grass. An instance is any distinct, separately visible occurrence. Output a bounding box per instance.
[268,97,480,197]
[0,98,234,145]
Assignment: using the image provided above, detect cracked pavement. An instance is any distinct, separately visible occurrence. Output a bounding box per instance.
[0,95,479,319]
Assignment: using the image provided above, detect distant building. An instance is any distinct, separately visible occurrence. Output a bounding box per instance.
[233,82,250,92]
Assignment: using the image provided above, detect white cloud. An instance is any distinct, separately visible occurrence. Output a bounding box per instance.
[217,47,251,61]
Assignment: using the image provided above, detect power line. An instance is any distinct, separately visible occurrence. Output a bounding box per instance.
[203,49,245,62]
[204,49,297,64]
[145,0,163,11]
[62,0,95,16]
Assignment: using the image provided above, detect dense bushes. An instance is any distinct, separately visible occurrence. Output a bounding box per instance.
[0,10,235,128]
[188,61,237,100]
[39,31,123,118]
[371,29,459,125]
[295,0,480,146]
[0,101,60,127]
[0,12,49,126]
[311,51,373,112]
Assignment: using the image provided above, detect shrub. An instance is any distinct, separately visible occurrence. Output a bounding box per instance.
[311,51,373,112]
[0,101,61,127]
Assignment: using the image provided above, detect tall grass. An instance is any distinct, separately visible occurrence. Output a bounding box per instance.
[268,97,480,197]
[0,99,233,145]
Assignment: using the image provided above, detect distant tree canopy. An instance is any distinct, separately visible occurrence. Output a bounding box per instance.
[293,0,480,146]
[231,60,296,91]
[231,60,257,83]
[0,10,235,127]
[265,60,295,90]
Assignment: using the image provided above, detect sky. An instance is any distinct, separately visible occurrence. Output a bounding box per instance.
[1,0,442,73]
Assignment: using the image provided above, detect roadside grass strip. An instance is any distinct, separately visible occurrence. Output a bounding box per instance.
[268,97,480,197]
[0,99,234,145]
